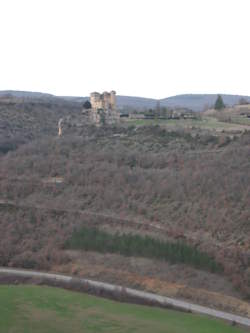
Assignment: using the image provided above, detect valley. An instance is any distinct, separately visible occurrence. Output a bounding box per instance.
[0,94,249,324]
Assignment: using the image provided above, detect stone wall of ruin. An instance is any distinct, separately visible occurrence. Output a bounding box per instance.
[90,91,116,111]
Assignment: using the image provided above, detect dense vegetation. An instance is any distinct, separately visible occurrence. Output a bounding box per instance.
[0,101,250,297]
[0,98,81,154]
[0,285,246,333]
[66,227,222,272]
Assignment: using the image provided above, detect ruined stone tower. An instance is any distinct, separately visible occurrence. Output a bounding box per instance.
[90,91,116,110]
[89,91,119,125]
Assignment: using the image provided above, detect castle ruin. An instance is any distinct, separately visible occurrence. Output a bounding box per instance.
[87,91,120,125]
[58,91,120,137]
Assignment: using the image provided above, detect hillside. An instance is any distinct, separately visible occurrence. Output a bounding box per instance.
[0,97,82,154]
[0,90,55,99]
[117,94,250,111]
[2,90,250,111]
[160,94,250,111]
[0,99,250,316]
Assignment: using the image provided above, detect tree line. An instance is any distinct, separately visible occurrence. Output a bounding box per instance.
[65,226,222,273]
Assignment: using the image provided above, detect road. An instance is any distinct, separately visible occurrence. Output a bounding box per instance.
[0,267,250,327]
[0,199,166,232]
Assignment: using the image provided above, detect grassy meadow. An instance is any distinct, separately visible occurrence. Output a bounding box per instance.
[126,116,250,131]
[0,285,248,333]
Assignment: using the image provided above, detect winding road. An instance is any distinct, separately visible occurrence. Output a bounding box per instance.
[0,267,250,327]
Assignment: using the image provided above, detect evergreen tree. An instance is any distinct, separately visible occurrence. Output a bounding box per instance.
[214,95,225,110]
[66,226,222,273]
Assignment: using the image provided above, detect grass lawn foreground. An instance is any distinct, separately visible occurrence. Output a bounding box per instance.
[0,285,248,333]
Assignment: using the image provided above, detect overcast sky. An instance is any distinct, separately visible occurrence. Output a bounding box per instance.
[0,0,249,98]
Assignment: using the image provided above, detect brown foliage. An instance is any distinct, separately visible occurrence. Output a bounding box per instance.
[0,124,249,295]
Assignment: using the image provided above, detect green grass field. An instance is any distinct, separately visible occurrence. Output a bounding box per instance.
[0,285,247,333]
[127,116,249,131]
[231,116,250,126]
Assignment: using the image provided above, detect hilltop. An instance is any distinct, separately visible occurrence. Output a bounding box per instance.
[1,90,250,111]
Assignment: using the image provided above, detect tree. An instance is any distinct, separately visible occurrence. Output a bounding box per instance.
[214,95,225,110]
[238,97,249,105]
[83,100,92,109]
[155,101,161,119]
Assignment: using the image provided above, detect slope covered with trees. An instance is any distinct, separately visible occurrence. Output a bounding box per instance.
[0,105,249,298]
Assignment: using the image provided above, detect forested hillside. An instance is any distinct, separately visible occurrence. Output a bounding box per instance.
[0,98,81,154]
[0,119,249,297]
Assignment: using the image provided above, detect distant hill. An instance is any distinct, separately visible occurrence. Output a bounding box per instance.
[0,90,55,100]
[117,94,250,111]
[1,90,250,111]
[116,95,157,109]
[160,94,250,112]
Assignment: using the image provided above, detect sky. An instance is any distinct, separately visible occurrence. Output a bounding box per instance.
[0,0,250,99]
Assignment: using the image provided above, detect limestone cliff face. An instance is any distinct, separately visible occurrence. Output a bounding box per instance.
[58,118,63,136]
